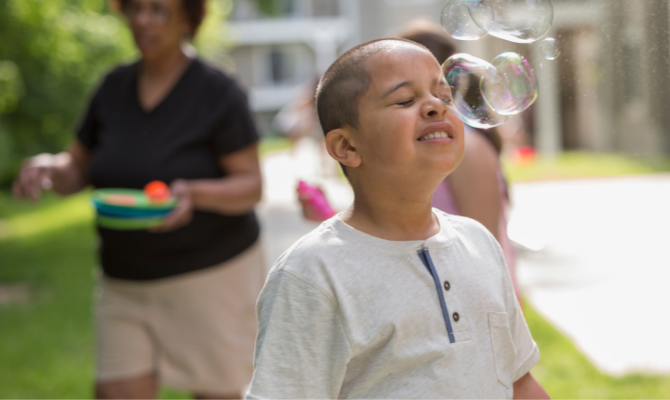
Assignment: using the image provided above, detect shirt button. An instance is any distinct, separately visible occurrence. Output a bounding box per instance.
[443,281,451,291]
[453,312,460,322]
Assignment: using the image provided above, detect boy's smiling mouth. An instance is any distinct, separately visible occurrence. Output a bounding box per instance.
[418,131,450,141]
[417,122,455,142]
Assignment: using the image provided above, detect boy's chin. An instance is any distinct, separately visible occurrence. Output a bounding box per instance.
[424,159,460,177]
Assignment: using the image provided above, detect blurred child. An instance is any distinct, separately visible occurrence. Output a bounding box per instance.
[247,39,548,399]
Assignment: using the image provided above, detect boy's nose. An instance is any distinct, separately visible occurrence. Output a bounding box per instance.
[423,96,449,119]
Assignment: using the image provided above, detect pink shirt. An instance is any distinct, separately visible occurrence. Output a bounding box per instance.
[432,134,519,299]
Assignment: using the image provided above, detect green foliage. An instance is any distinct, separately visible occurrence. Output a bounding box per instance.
[193,0,236,70]
[0,0,137,185]
[260,0,280,16]
[249,0,294,17]
[0,0,231,187]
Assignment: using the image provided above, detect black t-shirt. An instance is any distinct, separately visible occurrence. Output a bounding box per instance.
[77,58,260,281]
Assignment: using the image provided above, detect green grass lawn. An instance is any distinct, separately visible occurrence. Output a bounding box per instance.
[0,191,190,399]
[1,147,670,398]
[503,151,670,183]
[258,135,292,158]
[525,304,670,398]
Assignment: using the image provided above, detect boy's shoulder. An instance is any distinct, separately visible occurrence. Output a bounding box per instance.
[433,209,504,259]
[268,217,348,277]
[434,208,497,241]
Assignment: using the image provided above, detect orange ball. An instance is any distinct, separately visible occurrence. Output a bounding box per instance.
[144,180,170,202]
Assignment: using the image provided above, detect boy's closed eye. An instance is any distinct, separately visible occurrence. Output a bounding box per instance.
[396,98,416,107]
[394,94,452,108]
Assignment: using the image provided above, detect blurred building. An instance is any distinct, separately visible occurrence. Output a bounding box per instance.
[226,0,355,132]
[226,0,465,133]
[226,0,670,157]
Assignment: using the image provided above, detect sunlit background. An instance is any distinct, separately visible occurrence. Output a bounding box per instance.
[1,0,670,398]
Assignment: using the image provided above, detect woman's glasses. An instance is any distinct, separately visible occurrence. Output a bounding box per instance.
[123,2,172,23]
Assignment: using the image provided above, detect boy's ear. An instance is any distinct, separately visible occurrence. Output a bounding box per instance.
[325,128,362,168]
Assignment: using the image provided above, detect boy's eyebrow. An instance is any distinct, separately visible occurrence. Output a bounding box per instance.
[379,81,412,100]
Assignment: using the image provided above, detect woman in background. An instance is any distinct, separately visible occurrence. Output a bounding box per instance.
[13,0,264,398]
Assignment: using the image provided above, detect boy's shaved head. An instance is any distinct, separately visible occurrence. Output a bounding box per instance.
[316,38,431,134]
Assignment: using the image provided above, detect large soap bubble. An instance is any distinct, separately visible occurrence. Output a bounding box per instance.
[441,0,495,41]
[442,53,511,129]
[487,0,554,43]
[481,52,538,115]
[540,37,561,60]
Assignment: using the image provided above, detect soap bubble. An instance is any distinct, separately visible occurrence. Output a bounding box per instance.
[442,53,511,129]
[487,0,554,43]
[481,52,538,115]
[441,0,495,41]
[540,37,561,60]
[437,75,455,107]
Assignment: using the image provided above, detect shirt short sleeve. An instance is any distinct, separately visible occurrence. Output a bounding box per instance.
[511,296,540,382]
[247,270,352,399]
[212,81,259,156]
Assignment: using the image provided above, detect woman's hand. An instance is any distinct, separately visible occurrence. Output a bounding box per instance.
[151,179,194,233]
[13,153,61,202]
[13,142,90,201]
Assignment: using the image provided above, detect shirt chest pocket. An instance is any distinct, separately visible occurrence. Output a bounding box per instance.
[488,312,516,389]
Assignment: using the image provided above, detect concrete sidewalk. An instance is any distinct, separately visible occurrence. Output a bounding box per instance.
[257,148,352,268]
[258,149,670,375]
[511,175,670,375]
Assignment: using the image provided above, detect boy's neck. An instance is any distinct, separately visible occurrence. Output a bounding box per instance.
[342,179,440,241]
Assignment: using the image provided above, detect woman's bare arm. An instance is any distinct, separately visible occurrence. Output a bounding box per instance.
[447,132,501,241]
[190,141,263,214]
[153,142,262,232]
[13,140,90,201]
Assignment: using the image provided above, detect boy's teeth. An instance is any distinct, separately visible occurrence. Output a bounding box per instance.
[419,131,449,141]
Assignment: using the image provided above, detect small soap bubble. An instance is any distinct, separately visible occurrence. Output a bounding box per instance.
[487,0,554,43]
[481,52,538,115]
[540,37,561,60]
[442,53,511,129]
[441,0,495,41]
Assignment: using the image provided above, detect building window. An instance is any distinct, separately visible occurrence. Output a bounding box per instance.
[270,48,289,84]
[265,44,314,86]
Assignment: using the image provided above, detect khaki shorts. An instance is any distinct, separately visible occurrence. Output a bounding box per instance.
[95,241,266,394]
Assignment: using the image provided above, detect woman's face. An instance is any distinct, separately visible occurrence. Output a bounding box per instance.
[123,0,191,60]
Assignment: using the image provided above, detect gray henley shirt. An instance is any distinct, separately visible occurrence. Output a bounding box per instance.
[247,210,539,399]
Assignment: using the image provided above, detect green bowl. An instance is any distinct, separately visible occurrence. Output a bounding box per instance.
[92,188,177,212]
[96,214,166,230]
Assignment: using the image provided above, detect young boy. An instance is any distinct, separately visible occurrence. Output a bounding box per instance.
[247,39,549,399]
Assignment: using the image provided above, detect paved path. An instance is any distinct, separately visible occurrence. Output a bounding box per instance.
[511,175,670,375]
[258,149,670,375]
[257,149,352,269]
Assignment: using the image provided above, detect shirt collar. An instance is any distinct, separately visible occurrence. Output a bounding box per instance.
[327,209,456,255]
